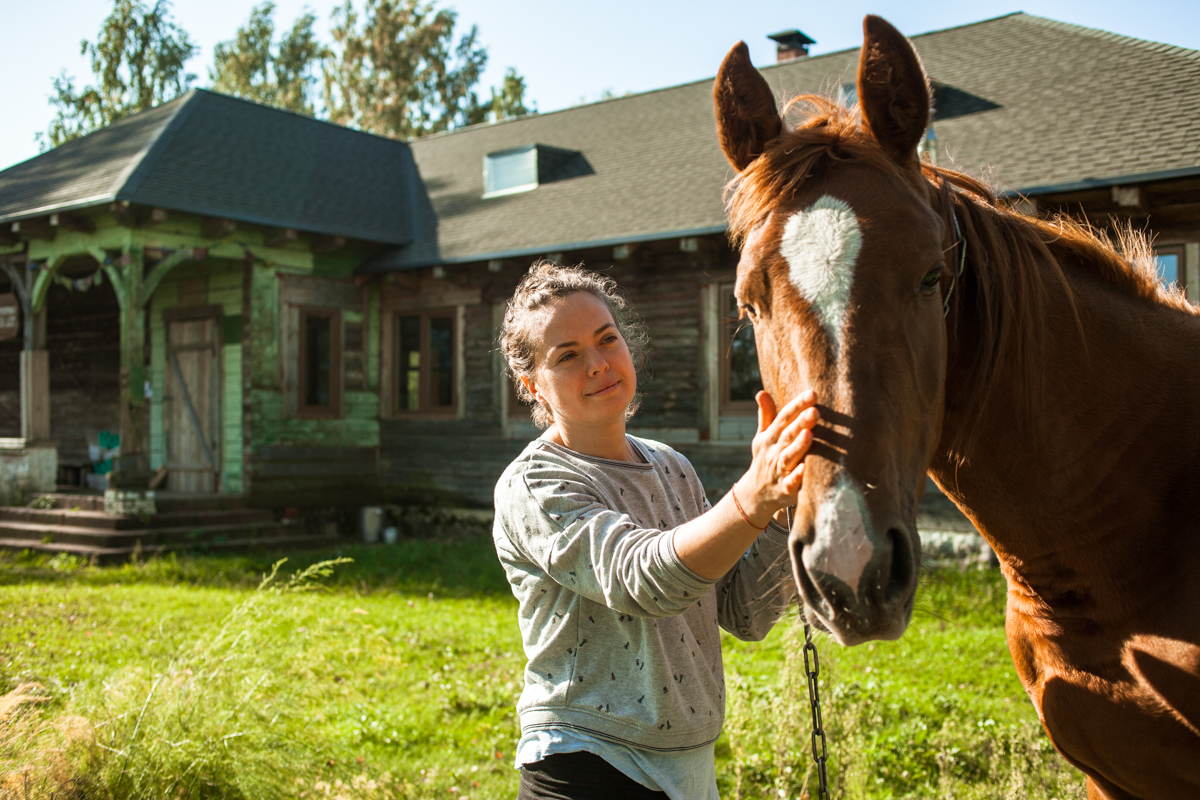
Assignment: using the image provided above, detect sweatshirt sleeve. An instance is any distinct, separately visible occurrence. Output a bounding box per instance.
[715,519,798,641]
[495,460,715,619]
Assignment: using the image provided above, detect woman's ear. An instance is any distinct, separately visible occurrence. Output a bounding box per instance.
[520,375,541,403]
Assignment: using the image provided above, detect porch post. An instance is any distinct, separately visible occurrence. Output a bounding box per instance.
[111,246,151,489]
[20,299,49,441]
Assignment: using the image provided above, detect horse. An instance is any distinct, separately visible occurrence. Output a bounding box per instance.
[711,15,1200,800]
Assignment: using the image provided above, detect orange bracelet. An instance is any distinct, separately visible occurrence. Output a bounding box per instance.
[730,483,768,531]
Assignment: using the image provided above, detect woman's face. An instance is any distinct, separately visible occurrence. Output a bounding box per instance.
[524,291,637,432]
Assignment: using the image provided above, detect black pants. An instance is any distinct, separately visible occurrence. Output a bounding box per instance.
[517,751,670,800]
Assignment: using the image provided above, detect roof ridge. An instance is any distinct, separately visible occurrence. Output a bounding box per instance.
[416,13,1052,144]
[1012,13,1200,62]
[114,90,201,199]
[193,87,419,147]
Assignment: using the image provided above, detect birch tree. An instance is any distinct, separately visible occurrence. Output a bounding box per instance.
[210,2,324,115]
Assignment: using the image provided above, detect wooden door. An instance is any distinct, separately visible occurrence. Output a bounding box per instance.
[165,317,220,492]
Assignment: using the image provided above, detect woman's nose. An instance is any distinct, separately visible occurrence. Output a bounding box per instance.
[587,349,608,375]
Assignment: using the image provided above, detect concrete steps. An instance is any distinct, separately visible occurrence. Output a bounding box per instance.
[0,492,338,562]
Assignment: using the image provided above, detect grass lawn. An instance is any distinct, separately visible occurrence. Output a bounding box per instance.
[0,541,1084,799]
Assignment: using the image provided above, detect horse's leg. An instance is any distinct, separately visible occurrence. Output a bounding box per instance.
[1087,776,1141,800]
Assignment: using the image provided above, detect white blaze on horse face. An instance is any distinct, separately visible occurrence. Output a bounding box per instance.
[779,195,862,353]
[805,475,876,601]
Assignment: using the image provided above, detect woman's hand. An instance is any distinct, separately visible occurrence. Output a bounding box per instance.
[736,390,820,528]
[673,389,820,580]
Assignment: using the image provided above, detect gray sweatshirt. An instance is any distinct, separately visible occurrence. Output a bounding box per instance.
[492,434,797,752]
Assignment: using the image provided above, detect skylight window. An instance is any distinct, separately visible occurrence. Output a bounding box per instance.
[484,145,538,197]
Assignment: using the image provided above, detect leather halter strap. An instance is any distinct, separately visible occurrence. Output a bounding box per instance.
[943,208,967,317]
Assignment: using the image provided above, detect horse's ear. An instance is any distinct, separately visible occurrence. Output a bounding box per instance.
[857,15,931,167]
[714,42,783,172]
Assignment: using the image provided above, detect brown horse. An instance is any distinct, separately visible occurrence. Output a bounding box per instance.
[712,15,1200,800]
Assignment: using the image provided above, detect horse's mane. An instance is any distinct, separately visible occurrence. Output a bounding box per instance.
[725,95,1194,461]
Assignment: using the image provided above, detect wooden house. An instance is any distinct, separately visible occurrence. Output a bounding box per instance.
[1,12,1197,517]
[0,90,418,512]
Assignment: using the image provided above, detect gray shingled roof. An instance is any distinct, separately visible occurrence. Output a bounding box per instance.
[371,12,1200,270]
[0,89,420,246]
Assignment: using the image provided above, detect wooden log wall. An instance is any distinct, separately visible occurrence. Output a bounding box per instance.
[377,234,752,507]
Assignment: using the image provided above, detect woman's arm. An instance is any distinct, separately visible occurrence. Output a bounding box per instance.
[672,390,818,580]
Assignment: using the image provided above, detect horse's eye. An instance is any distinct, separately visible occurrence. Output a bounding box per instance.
[920,265,944,295]
[739,303,758,320]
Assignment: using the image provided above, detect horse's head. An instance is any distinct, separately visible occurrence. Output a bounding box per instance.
[715,17,952,644]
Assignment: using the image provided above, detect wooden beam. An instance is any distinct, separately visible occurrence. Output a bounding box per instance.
[11,218,55,242]
[266,228,299,248]
[109,201,146,228]
[49,212,94,234]
[203,218,237,239]
[312,234,346,254]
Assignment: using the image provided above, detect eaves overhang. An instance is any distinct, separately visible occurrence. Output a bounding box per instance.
[0,196,413,248]
[356,223,729,274]
[1007,166,1200,198]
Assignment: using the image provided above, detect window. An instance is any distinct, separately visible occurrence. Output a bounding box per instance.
[484,145,538,197]
[719,284,763,414]
[298,307,341,417]
[482,144,587,198]
[395,310,456,413]
[1155,245,1185,289]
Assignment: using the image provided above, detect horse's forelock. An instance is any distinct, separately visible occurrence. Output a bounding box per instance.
[724,95,902,247]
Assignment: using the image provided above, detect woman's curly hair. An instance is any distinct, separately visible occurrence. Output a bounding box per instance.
[499,260,649,429]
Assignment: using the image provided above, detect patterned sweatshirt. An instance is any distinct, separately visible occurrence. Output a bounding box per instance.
[492,433,797,752]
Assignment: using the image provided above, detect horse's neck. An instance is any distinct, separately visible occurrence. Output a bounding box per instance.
[932,250,1200,586]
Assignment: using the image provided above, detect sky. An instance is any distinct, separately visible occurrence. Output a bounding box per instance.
[2,0,1198,171]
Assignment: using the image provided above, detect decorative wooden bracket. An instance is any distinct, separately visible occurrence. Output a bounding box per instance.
[29,255,67,315]
[139,247,198,307]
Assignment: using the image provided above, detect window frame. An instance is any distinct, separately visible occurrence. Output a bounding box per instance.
[483,145,539,198]
[296,306,343,419]
[718,283,763,416]
[1154,244,1187,290]
[393,308,457,415]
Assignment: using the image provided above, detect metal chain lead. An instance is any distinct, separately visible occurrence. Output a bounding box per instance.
[788,506,830,800]
[803,620,830,800]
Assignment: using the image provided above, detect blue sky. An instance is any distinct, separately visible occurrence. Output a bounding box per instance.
[3,0,1198,171]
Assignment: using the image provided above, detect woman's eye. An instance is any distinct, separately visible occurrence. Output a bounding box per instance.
[920,265,944,294]
[557,352,576,364]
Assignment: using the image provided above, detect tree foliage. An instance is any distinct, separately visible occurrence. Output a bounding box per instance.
[40,0,196,149]
[322,0,490,139]
[41,0,532,150]
[210,2,324,116]
[490,67,531,121]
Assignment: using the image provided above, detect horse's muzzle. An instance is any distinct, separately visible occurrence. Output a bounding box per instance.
[788,477,919,645]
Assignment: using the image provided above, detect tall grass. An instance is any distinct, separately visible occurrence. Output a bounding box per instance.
[721,602,1085,800]
[0,559,357,799]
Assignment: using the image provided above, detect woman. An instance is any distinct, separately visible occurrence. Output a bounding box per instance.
[493,262,819,799]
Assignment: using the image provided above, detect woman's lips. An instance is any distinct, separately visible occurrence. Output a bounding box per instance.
[588,379,622,397]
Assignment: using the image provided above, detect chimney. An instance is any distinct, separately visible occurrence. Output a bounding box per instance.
[768,29,816,62]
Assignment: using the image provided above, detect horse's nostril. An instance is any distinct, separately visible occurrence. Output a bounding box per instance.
[885,527,915,604]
